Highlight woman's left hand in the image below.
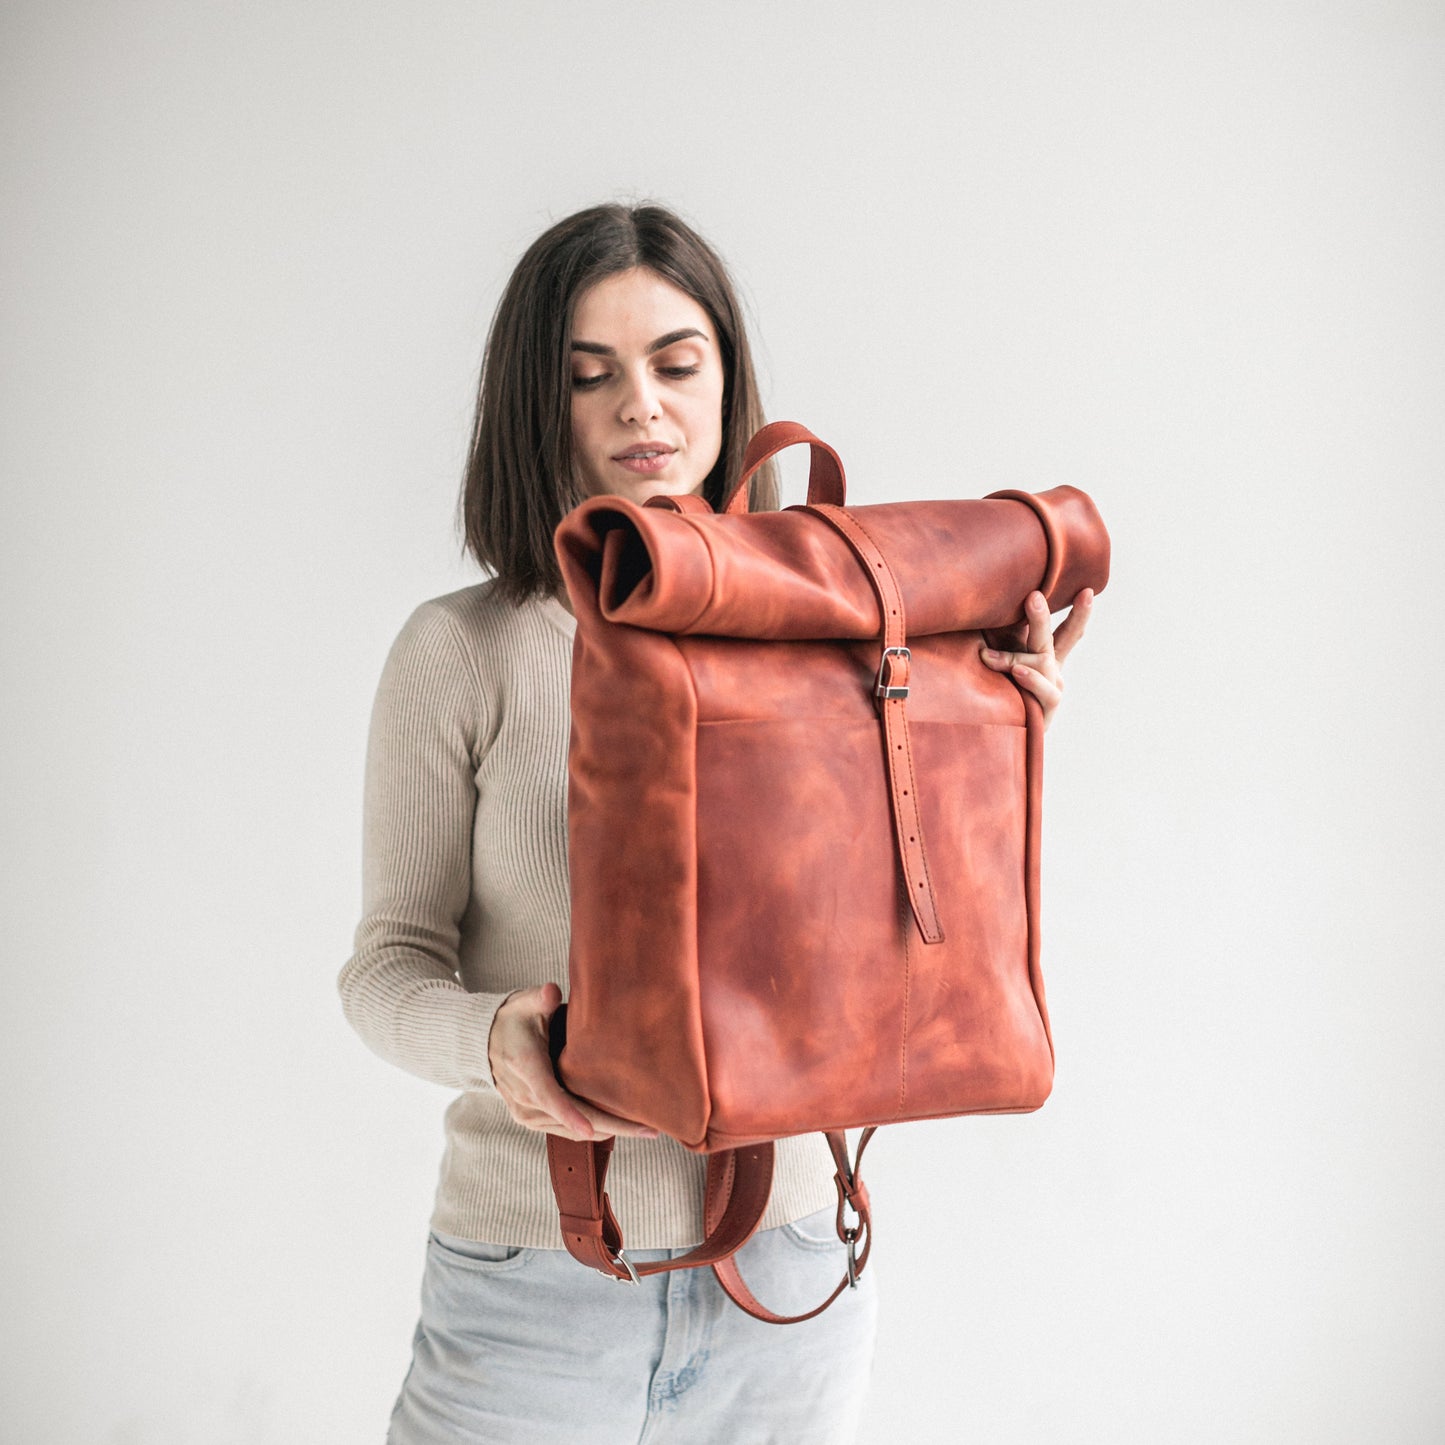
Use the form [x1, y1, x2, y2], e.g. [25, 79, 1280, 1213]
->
[978, 588, 1094, 732]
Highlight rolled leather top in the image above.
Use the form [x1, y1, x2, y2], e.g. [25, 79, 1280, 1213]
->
[553, 486, 1110, 640]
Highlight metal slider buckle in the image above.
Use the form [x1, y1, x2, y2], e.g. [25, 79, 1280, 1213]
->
[873, 645, 911, 701]
[838, 1189, 864, 1289]
[601, 1248, 640, 1285]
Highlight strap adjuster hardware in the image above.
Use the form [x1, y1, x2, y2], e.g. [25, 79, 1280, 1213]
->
[600, 1248, 640, 1285]
[873, 645, 911, 700]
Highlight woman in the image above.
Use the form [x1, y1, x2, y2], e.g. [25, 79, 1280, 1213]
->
[339, 201, 1092, 1443]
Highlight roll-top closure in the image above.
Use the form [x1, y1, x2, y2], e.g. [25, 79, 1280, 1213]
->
[554, 488, 1109, 640]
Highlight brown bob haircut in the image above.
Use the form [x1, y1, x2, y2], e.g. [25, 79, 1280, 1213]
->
[458, 202, 779, 606]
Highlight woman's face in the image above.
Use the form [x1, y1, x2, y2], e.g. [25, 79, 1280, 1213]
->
[569, 267, 726, 504]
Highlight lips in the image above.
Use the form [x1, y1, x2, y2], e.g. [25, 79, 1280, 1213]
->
[612, 443, 677, 460]
[611, 442, 678, 477]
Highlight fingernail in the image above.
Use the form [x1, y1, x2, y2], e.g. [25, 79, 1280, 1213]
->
[982, 647, 999, 658]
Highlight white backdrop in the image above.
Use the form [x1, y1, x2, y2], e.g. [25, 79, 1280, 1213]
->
[3, 3, 1442, 1441]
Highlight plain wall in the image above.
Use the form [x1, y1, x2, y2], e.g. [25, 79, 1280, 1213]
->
[2, 2, 1442, 1440]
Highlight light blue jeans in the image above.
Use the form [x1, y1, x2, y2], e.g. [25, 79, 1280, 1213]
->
[387, 1205, 879, 1443]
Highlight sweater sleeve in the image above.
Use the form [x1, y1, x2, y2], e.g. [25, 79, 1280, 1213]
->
[337, 599, 510, 1093]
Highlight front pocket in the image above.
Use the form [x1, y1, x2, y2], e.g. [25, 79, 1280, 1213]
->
[427, 1230, 534, 1274]
[779, 1206, 843, 1253]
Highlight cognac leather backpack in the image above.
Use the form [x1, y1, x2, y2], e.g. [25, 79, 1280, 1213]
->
[546, 421, 1111, 1322]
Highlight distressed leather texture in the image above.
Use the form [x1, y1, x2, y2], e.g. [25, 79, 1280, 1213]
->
[545, 421, 1111, 1316]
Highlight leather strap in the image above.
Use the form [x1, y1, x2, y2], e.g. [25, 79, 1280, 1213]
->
[546, 1131, 875, 1323]
[804, 503, 945, 945]
[645, 462, 943, 945]
[709, 1128, 876, 1324]
[643, 492, 715, 516]
[548, 1136, 775, 1282]
[723, 420, 847, 515]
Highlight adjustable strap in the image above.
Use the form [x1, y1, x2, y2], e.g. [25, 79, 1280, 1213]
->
[709, 1128, 876, 1324]
[547, 1136, 775, 1282]
[546, 1130, 877, 1324]
[546, 1135, 630, 1277]
[804, 503, 945, 945]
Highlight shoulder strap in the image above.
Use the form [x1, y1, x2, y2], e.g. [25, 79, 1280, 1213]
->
[709, 1128, 875, 1324]
[546, 1136, 775, 1283]
[546, 1129, 875, 1323]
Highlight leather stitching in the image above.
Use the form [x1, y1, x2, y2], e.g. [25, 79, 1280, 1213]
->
[891, 695, 941, 934]
[899, 850, 911, 1116]
[844, 507, 943, 940]
[817, 502, 943, 942]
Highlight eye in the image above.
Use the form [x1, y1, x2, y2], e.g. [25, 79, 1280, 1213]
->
[571, 373, 608, 391]
[659, 365, 701, 379]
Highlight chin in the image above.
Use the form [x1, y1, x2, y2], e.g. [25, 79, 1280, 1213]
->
[626, 478, 704, 503]
[582, 468, 707, 504]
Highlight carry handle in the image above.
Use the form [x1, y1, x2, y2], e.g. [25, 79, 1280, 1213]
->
[723, 421, 847, 514]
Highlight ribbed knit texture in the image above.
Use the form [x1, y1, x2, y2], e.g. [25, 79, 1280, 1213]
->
[339, 580, 838, 1248]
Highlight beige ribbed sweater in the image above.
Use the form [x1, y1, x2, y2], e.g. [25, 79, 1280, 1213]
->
[338, 580, 838, 1248]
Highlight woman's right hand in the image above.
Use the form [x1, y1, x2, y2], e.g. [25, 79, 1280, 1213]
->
[487, 982, 660, 1143]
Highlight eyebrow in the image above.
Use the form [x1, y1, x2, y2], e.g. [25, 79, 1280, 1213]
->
[570, 327, 708, 357]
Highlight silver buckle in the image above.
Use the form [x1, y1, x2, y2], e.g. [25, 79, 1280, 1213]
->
[873, 645, 911, 700]
[839, 1190, 864, 1289]
[602, 1249, 640, 1285]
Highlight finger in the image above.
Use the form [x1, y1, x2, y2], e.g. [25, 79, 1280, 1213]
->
[533, 1114, 601, 1142]
[576, 1102, 661, 1139]
[980, 643, 1043, 670]
[984, 592, 1048, 656]
[1050, 588, 1094, 666]
[544, 1126, 597, 1142]
[528, 1071, 599, 1139]
[519, 981, 582, 1115]
[1023, 591, 1054, 654]
[1010, 661, 1062, 713]
[496, 985, 648, 1140]
[491, 989, 589, 1134]
[514, 1090, 657, 1142]
[514, 1048, 660, 1140]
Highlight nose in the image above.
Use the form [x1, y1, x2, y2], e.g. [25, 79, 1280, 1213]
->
[618, 366, 662, 426]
